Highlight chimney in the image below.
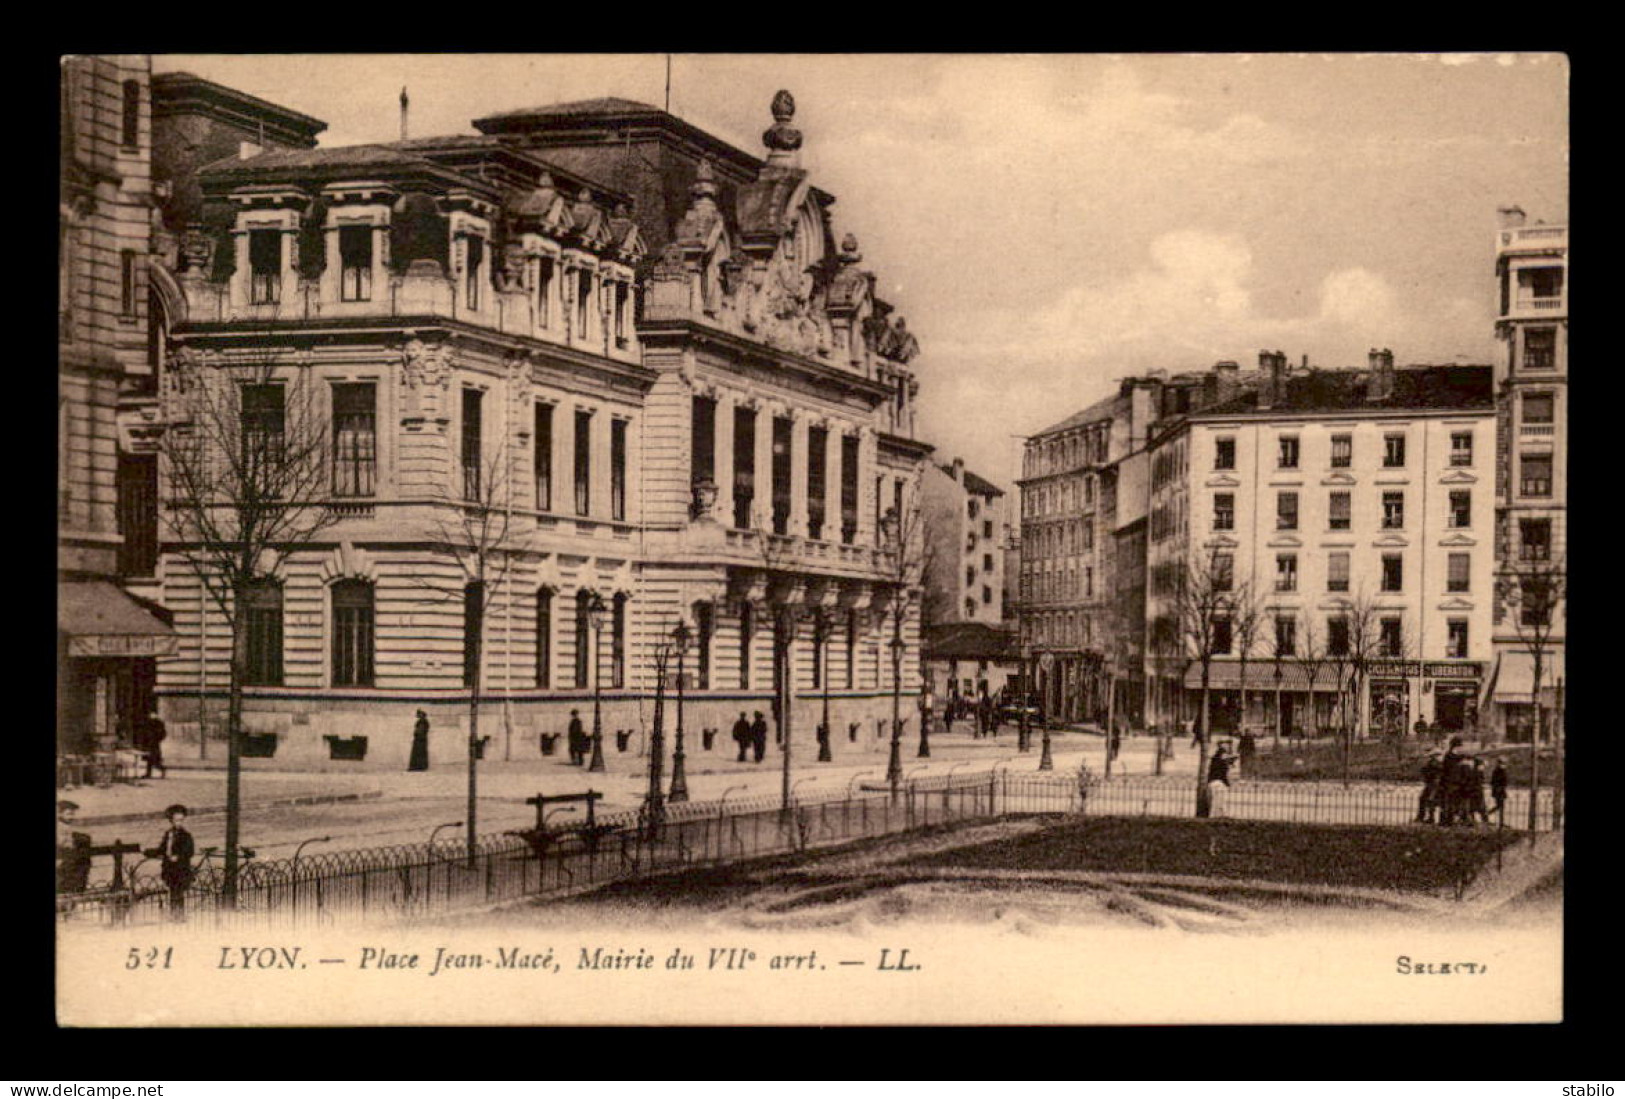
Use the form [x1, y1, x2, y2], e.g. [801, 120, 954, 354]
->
[1367, 347, 1395, 402]
[1212, 360, 1239, 405]
[400, 86, 410, 143]
[952, 457, 965, 484]
[1258, 349, 1286, 410]
[1497, 205, 1527, 229]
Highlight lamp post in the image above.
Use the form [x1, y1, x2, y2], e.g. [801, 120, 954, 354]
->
[670, 620, 691, 803]
[587, 592, 607, 773]
[917, 678, 932, 759]
[880, 508, 904, 800]
[1019, 644, 1033, 753]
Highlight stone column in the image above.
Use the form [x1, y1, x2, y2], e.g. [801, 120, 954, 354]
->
[715, 390, 736, 527]
[790, 410, 810, 538]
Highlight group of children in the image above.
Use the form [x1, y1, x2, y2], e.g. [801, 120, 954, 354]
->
[1418, 737, 1509, 826]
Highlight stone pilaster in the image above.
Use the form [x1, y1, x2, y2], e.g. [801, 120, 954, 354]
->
[715, 390, 736, 527]
[789, 409, 810, 538]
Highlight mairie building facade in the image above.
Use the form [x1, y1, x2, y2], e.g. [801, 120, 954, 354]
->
[124, 79, 927, 768]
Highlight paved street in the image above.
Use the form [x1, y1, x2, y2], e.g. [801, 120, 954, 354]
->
[66, 726, 1206, 866]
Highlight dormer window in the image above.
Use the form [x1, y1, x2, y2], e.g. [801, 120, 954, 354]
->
[249, 229, 281, 304]
[339, 226, 373, 302]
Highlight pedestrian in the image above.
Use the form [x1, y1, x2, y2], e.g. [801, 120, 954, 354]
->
[1490, 758, 1509, 824]
[1439, 737, 1469, 826]
[1109, 721, 1122, 763]
[56, 800, 91, 895]
[732, 712, 752, 763]
[1417, 749, 1443, 824]
[1469, 758, 1491, 825]
[1239, 731, 1257, 775]
[567, 709, 586, 765]
[1188, 718, 1202, 750]
[1413, 717, 1428, 742]
[136, 710, 168, 779]
[408, 710, 430, 772]
[750, 711, 768, 764]
[1206, 742, 1235, 818]
[943, 705, 955, 737]
[147, 804, 195, 920]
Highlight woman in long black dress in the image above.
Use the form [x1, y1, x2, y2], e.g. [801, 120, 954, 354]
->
[408, 710, 430, 772]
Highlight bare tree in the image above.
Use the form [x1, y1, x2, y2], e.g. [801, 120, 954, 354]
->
[1284, 613, 1326, 750]
[160, 343, 340, 901]
[1323, 590, 1382, 784]
[1169, 547, 1255, 815]
[1231, 582, 1267, 748]
[1495, 550, 1567, 832]
[877, 495, 929, 797]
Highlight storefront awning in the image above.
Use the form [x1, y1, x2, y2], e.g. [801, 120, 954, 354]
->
[1182, 661, 1327, 691]
[1490, 650, 1564, 703]
[58, 581, 176, 657]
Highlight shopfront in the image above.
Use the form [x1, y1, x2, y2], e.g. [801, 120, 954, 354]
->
[58, 581, 176, 759]
[1426, 662, 1483, 733]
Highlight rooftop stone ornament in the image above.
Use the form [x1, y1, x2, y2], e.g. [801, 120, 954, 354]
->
[763, 90, 803, 162]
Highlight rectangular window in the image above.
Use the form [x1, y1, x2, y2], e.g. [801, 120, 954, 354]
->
[574, 591, 592, 689]
[1278, 436, 1299, 469]
[121, 79, 140, 149]
[339, 226, 373, 301]
[1519, 518, 1552, 562]
[576, 270, 592, 337]
[1450, 431, 1474, 467]
[1329, 491, 1351, 531]
[115, 454, 158, 577]
[1381, 553, 1403, 592]
[535, 589, 552, 688]
[1213, 553, 1234, 592]
[534, 403, 553, 511]
[1447, 619, 1468, 660]
[611, 419, 627, 521]
[807, 424, 827, 540]
[841, 435, 860, 544]
[968, 497, 979, 520]
[1382, 491, 1404, 529]
[1276, 491, 1298, 531]
[983, 519, 993, 539]
[461, 389, 483, 502]
[611, 595, 626, 689]
[1523, 327, 1557, 371]
[574, 410, 593, 515]
[1211, 617, 1232, 655]
[249, 229, 281, 304]
[734, 407, 756, 529]
[772, 417, 793, 535]
[1275, 553, 1298, 592]
[534, 256, 554, 327]
[120, 250, 138, 318]
[983, 553, 994, 572]
[463, 582, 485, 688]
[240, 384, 286, 476]
[1331, 434, 1352, 468]
[331, 383, 377, 497]
[1520, 577, 1553, 627]
[695, 603, 713, 691]
[464, 235, 483, 310]
[1214, 438, 1236, 470]
[1449, 490, 1471, 529]
[1447, 552, 1470, 593]
[331, 581, 374, 688]
[1520, 453, 1553, 497]
[243, 581, 284, 687]
[1327, 616, 1350, 657]
[1275, 616, 1297, 658]
[982, 585, 992, 604]
[1522, 392, 1555, 425]
[1213, 493, 1234, 531]
[1383, 433, 1406, 468]
[691, 396, 716, 494]
[1380, 617, 1403, 657]
[845, 609, 857, 689]
[1328, 552, 1350, 592]
[739, 603, 754, 689]
[614, 282, 629, 347]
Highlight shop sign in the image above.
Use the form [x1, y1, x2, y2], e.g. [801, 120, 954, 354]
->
[68, 634, 178, 657]
[1425, 662, 1482, 679]
[1367, 659, 1422, 677]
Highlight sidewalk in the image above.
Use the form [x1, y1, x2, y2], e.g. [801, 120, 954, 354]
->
[60, 771, 386, 827]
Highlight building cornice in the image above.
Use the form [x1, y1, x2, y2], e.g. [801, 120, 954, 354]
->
[638, 318, 897, 403]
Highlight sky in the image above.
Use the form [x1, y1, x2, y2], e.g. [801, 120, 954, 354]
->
[154, 53, 1569, 491]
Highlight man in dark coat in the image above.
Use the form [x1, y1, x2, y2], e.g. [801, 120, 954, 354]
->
[1417, 749, 1443, 823]
[1469, 757, 1491, 824]
[750, 711, 769, 763]
[408, 710, 431, 772]
[57, 800, 92, 894]
[567, 710, 586, 765]
[136, 711, 167, 779]
[732, 712, 752, 763]
[147, 804, 195, 920]
[1490, 758, 1509, 824]
[1438, 737, 1469, 825]
[1206, 742, 1236, 817]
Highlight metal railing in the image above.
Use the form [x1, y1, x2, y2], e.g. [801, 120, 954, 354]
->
[56, 771, 1556, 930]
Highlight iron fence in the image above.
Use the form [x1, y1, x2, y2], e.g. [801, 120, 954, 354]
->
[55, 771, 1557, 930]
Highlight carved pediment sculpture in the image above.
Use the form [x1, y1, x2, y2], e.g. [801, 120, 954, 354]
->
[401, 337, 453, 423]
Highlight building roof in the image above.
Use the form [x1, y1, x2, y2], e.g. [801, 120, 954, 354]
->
[961, 469, 1004, 498]
[1197, 364, 1494, 418]
[476, 96, 663, 121]
[1033, 388, 1123, 439]
[923, 622, 1020, 661]
[152, 72, 328, 147]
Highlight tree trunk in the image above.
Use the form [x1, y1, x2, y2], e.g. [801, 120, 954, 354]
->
[467, 627, 481, 868]
[223, 601, 248, 905]
[1528, 648, 1543, 835]
[1196, 661, 1212, 817]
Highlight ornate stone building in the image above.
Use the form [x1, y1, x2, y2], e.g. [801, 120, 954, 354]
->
[141, 85, 929, 766]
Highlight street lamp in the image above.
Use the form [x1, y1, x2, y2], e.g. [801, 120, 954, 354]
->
[670, 620, 692, 803]
[880, 508, 904, 799]
[1019, 644, 1033, 753]
[587, 592, 607, 773]
[815, 610, 833, 762]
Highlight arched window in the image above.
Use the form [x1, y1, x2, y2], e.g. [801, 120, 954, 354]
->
[331, 580, 374, 687]
[243, 580, 284, 686]
[535, 588, 553, 688]
[121, 79, 140, 150]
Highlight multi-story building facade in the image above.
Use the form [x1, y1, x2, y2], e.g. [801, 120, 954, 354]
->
[1145, 351, 1496, 739]
[58, 56, 179, 759]
[922, 457, 1005, 626]
[1487, 209, 1567, 742]
[143, 86, 928, 766]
